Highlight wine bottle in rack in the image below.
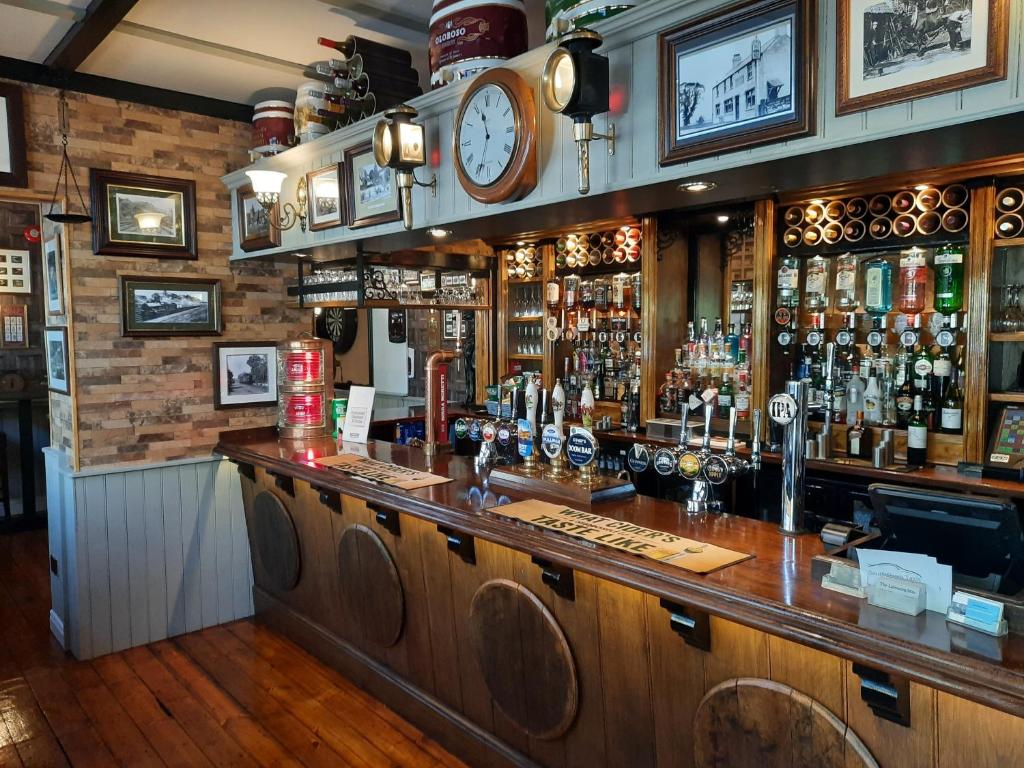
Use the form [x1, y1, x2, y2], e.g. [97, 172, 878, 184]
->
[318, 35, 413, 70]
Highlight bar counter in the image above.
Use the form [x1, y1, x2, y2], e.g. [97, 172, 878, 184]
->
[217, 427, 1024, 767]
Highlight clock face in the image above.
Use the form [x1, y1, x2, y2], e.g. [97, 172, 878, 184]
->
[457, 83, 518, 188]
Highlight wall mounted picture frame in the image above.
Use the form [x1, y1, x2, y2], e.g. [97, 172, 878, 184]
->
[90, 169, 198, 259]
[236, 186, 281, 252]
[0, 249, 31, 294]
[43, 237, 65, 316]
[213, 341, 279, 409]
[343, 141, 402, 229]
[44, 327, 69, 394]
[119, 275, 222, 337]
[0, 83, 27, 188]
[306, 163, 345, 231]
[659, 0, 816, 166]
[836, 0, 1009, 115]
[1, 305, 28, 349]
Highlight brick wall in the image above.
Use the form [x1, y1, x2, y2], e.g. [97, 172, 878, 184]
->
[2, 80, 308, 469]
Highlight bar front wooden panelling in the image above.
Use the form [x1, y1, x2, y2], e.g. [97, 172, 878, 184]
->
[223, 0, 1024, 260]
[236, 466, 1024, 768]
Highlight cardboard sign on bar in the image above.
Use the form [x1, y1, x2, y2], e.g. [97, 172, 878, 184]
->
[316, 453, 452, 489]
[489, 499, 752, 574]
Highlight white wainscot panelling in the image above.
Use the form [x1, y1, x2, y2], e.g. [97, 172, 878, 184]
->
[44, 448, 253, 659]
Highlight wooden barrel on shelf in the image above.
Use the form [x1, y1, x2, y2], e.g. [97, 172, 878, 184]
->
[429, 0, 528, 88]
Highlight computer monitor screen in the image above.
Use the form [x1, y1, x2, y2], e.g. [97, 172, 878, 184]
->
[868, 483, 1024, 596]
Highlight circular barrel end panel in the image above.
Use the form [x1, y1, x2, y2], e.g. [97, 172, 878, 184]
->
[252, 490, 301, 592]
[337, 525, 405, 648]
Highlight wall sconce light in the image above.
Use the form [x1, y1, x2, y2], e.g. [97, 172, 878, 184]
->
[373, 104, 437, 230]
[134, 210, 166, 233]
[244, 169, 308, 232]
[542, 29, 615, 195]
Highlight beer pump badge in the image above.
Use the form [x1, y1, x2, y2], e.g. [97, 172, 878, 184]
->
[653, 447, 677, 476]
[482, 421, 497, 443]
[565, 429, 597, 467]
[468, 419, 482, 442]
[517, 418, 534, 457]
[541, 424, 563, 459]
[768, 393, 798, 426]
[454, 418, 469, 439]
[497, 422, 512, 446]
[627, 443, 650, 473]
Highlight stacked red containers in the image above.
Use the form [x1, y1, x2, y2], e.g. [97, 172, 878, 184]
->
[277, 336, 332, 439]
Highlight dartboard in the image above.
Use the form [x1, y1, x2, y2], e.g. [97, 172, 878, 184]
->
[315, 308, 358, 354]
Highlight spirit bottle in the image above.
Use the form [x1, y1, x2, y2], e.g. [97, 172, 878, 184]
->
[907, 395, 928, 467]
[940, 368, 964, 435]
[835, 253, 859, 310]
[846, 412, 872, 460]
[804, 255, 829, 310]
[725, 323, 739, 362]
[863, 369, 882, 425]
[718, 374, 734, 418]
[933, 245, 965, 315]
[777, 255, 800, 308]
[896, 358, 915, 428]
[932, 343, 953, 403]
[898, 248, 928, 314]
[545, 279, 560, 309]
[846, 361, 868, 424]
[864, 257, 893, 315]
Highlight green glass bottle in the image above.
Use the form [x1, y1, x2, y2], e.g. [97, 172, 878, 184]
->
[933, 245, 965, 314]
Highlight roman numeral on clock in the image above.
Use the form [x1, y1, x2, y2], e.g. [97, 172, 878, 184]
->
[503, 143, 512, 154]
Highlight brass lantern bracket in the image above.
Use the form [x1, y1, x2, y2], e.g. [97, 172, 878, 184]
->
[594, 123, 616, 155]
[412, 170, 438, 197]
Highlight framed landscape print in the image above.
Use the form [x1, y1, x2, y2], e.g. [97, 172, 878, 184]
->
[837, 0, 1009, 115]
[0, 249, 31, 294]
[0, 83, 27, 188]
[213, 342, 279, 409]
[343, 141, 401, 229]
[43, 237, 65, 315]
[44, 327, 69, 394]
[90, 170, 198, 259]
[659, 0, 816, 166]
[119, 275, 222, 337]
[306, 163, 345, 231]
[237, 186, 281, 252]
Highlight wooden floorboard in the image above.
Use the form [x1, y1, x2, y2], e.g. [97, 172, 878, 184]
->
[0, 529, 465, 768]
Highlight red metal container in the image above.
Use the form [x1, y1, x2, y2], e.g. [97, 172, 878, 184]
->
[429, 0, 528, 88]
[252, 100, 295, 153]
[277, 336, 332, 439]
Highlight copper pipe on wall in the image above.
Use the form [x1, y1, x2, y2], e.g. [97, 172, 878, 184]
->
[422, 321, 464, 457]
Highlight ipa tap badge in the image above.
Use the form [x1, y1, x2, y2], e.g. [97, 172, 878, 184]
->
[768, 393, 798, 426]
[541, 423, 563, 459]
[517, 418, 534, 457]
[565, 428, 597, 468]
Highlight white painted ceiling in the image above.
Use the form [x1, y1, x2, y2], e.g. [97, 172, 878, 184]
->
[0, 0, 548, 105]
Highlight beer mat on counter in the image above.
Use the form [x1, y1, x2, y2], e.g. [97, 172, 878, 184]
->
[488, 500, 752, 574]
[315, 453, 452, 489]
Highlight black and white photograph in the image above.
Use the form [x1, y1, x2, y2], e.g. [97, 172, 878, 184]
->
[119, 275, 222, 336]
[659, 0, 815, 165]
[837, 0, 1008, 114]
[43, 236, 65, 315]
[0, 249, 31, 294]
[213, 342, 278, 408]
[306, 163, 344, 231]
[237, 186, 281, 251]
[344, 141, 402, 229]
[44, 327, 69, 394]
[91, 169, 198, 258]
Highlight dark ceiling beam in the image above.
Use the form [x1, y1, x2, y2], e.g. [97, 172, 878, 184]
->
[43, 0, 139, 72]
[0, 56, 252, 122]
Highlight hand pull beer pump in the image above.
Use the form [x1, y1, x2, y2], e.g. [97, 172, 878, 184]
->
[422, 312, 464, 457]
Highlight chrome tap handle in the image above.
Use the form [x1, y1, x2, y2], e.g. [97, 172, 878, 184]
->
[725, 406, 738, 456]
[702, 404, 713, 452]
[678, 401, 690, 448]
[751, 408, 762, 471]
[824, 342, 836, 384]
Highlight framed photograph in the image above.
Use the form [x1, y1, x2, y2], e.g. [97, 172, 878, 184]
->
[0, 83, 27, 188]
[44, 327, 69, 394]
[213, 342, 279, 409]
[43, 237, 65, 316]
[0, 249, 31, 294]
[306, 163, 345, 231]
[837, 0, 1009, 115]
[343, 141, 401, 229]
[1, 305, 28, 349]
[237, 186, 281, 252]
[119, 275, 222, 337]
[90, 170, 198, 259]
[659, 0, 816, 166]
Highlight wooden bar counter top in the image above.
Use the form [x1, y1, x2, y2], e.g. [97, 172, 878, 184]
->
[217, 427, 1024, 767]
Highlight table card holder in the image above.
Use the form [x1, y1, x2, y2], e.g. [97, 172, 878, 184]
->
[867, 576, 927, 616]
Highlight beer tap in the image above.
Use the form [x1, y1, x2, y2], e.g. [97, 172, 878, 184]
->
[817, 342, 837, 460]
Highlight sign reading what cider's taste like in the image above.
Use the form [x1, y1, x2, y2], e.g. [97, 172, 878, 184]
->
[489, 499, 752, 574]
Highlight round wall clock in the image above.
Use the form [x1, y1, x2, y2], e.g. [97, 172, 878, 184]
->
[453, 68, 537, 204]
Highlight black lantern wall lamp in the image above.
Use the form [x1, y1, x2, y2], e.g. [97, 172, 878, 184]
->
[373, 105, 437, 230]
[542, 29, 615, 195]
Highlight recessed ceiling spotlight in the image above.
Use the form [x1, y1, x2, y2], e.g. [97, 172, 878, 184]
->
[809, 198, 826, 205]
[716, 214, 730, 224]
[679, 180, 716, 193]
[914, 184, 929, 191]
[516, 240, 527, 246]
[427, 227, 451, 238]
